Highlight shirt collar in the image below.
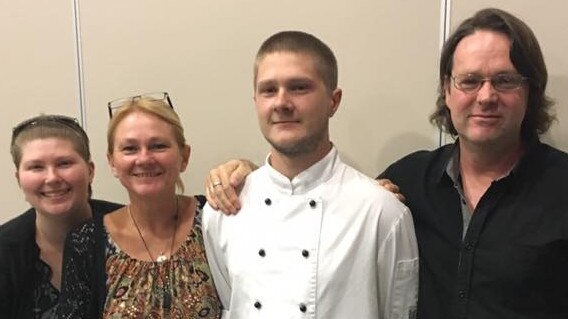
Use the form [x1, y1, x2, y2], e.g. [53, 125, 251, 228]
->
[435, 141, 459, 183]
[445, 147, 461, 185]
[263, 146, 338, 195]
[441, 137, 541, 184]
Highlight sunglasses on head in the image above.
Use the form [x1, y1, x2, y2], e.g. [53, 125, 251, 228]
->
[11, 115, 88, 145]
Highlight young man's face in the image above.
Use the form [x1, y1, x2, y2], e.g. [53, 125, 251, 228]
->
[445, 30, 529, 148]
[254, 51, 341, 158]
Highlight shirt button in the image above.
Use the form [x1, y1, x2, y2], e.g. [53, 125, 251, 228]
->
[464, 242, 473, 250]
[458, 290, 466, 299]
[258, 249, 266, 257]
[309, 200, 316, 208]
[302, 249, 309, 258]
[264, 198, 272, 206]
[254, 301, 262, 309]
[299, 303, 307, 312]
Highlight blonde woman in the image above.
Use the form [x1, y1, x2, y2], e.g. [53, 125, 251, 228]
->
[57, 94, 221, 318]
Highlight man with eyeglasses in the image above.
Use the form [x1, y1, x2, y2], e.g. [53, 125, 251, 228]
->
[205, 8, 568, 319]
[377, 8, 568, 319]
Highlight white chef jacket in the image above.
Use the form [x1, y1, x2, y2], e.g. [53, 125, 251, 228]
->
[203, 147, 418, 319]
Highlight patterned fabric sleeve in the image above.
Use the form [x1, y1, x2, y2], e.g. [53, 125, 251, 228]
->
[56, 221, 97, 319]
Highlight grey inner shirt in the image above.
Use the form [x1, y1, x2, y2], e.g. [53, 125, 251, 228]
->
[445, 150, 472, 240]
[445, 148, 517, 239]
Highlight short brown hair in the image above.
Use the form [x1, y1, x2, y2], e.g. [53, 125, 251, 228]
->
[11, 114, 93, 196]
[254, 31, 338, 93]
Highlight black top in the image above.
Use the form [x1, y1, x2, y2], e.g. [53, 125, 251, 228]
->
[0, 199, 122, 319]
[380, 140, 568, 319]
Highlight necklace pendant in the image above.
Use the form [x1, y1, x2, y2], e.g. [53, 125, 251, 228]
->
[156, 254, 168, 262]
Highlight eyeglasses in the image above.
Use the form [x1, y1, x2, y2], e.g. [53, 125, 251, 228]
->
[12, 115, 88, 145]
[107, 92, 173, 118]
[451, 73, 528, 93]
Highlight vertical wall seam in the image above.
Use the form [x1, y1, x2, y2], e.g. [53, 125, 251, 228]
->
[438, 0, 452, 146]
[72, 0, 87, 129]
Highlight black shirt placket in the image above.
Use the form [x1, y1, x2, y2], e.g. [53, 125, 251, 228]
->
[453, 177, 511, 319]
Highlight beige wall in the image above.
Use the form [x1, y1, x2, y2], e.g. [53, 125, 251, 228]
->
[1, 0, 80, 220]
[1, 0, 566, 223]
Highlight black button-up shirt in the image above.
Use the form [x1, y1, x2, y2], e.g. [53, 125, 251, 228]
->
[380, 140, 568, 319]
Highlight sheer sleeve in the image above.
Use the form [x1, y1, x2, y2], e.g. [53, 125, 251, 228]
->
[56, 221, 98, 319]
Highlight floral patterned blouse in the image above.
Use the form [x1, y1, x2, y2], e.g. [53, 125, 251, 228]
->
[103, 212, 221, 318]
[56, 200, 221, 319]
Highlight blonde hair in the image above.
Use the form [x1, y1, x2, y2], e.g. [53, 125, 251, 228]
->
[107, 97, 188, 193]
